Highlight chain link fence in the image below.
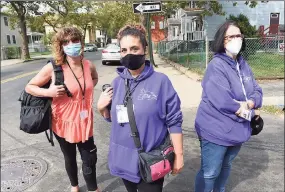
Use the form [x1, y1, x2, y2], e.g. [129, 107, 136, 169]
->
[158, 36, 284, 79]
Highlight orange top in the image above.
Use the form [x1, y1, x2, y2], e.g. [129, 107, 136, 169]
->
[52, 59, 94, 143]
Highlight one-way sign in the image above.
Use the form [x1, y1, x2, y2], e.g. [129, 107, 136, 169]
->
[133, 2, 162, 14]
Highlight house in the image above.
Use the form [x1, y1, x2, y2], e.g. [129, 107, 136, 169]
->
[166, 1, 284, 41]
[1, 13, 22, 60]
[26, 29, 46, 53]
[95, 29, 106, 48]
[204, 1, 284, 40]
[151, 15, 167, 42]
[166, 2, 205, 42]
[44, 23, 105, 46]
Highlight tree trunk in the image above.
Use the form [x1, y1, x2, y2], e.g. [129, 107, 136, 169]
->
[19, 15, 30, 60]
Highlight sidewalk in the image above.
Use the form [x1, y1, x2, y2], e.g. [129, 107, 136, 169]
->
[1, 54, 52, 67]
[153, 53, 202, 108]
[154, 53, 284, 107]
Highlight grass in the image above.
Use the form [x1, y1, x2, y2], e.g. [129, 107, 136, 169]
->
[30, 51, 52, 57]
[168, 53, 206, 75]
[261, 105, 284, 116]
[246, 53, 284, 78]
[166, 52, 284, 79]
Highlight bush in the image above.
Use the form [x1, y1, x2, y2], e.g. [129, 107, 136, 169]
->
[6, 47, 21, 59]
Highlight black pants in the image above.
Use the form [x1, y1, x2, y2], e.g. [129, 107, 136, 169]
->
[122, 178, 164, 192]
[54, 133, 98, 191]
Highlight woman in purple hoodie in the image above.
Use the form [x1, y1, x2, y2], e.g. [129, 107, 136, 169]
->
[97, 24, 184, 192]
[194, 21, 263, 192]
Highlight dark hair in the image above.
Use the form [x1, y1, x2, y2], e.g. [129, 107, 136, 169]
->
[117, 24, 148, 50]
[212, 20, 246, 53]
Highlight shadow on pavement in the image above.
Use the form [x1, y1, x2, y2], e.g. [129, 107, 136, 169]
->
[163, 137, 269, 192]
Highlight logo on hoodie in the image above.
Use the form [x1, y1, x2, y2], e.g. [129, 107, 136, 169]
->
[138, 89, 157, 101]
[242, 74, 252, 82]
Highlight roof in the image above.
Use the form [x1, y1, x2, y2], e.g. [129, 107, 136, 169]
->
[182, 7, 204, 16]
[167, 18, 181, 25]
[27, 32, 44, 36]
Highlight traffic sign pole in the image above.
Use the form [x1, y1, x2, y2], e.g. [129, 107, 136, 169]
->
[146, 13, 157, 67]
[133, 2, 162, 67]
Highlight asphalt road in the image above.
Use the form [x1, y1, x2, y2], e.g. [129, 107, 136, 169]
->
[1, 51, 284, 192]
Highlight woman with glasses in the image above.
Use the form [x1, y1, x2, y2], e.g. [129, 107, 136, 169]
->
[25, 27, 100, 192]
[194, 21, 263, 192]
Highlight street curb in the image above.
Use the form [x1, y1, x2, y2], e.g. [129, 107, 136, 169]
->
[157, 55, 203, 82]
[1, 57, 51, 67]
[23, 57, 49, 62]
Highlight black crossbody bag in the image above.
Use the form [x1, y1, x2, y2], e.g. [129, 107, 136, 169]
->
[124, 79, 175, 183]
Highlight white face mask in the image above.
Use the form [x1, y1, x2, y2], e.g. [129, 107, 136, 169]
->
[225, 38, 243, 55]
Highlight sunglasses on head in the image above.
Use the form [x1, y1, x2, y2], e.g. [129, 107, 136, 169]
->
[224, 34, 244, 40]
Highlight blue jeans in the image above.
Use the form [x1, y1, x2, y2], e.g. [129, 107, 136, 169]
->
[195, 139, 241, 192]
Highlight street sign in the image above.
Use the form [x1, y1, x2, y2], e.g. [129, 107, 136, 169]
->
[133, 2, 162, 14]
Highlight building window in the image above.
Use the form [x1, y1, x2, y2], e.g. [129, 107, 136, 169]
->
[12, 35, 16, 44]
[4, 17, 8, 26]
[151, 22, 155, 29]
[186, 22, 190, 31]
[7, 35, 11, 44]
[159, 21, 164, 29]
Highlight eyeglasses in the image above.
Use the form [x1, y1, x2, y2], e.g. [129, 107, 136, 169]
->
[224, 34, 244, 40]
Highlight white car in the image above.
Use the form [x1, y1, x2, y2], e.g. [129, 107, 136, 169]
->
[101, 44, 121, 65]
[84, 44, 98, 52]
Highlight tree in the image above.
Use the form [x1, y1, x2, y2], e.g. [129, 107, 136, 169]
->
[1, 1, 40, 60]
[227, 14, 259, 38]
[95, 2, 140, 44]
[68, 1, 98, 42]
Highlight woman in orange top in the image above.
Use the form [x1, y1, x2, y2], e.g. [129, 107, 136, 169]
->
[25, 27, 100, 192]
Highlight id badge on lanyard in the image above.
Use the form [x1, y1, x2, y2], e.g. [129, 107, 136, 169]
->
[116, 105, 129, 123]
[80, 99, 88, 120]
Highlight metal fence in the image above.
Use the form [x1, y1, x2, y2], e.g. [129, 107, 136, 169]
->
[157, 36, 284, 78]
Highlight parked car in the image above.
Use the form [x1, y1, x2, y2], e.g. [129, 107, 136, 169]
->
[84, 44, 98, 52]
[101, 43, 121, 65]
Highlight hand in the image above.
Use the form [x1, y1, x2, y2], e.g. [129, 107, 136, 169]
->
[47, 84, 66, 97]
[171, 153, 184, 175]
[254, 109, 260, 116]
[97, 87, 113, 110]
[247, 100, 255, 109]
[234, 100, 248, 115]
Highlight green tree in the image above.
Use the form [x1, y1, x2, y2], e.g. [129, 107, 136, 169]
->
[227, 14, 259, 37]
[1, 1, 40, 60]
[68, 1, 98, 42]
[95, 2, 140, 45]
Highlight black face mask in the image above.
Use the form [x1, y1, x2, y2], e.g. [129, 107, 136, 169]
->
[120, 54, 145, 70]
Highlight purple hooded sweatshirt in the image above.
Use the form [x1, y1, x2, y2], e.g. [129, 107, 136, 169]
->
[107, 60, 183, 183]
[195, 53, 263, 146]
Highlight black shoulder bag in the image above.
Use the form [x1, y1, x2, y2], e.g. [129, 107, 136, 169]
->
[18, 60, 72, 146]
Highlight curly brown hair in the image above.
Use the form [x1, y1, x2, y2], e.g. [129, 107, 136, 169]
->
[51, 27, 84, 65]
[117, 24, 148, 50]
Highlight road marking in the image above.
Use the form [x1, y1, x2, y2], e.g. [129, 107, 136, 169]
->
[1, 70, 40, 84]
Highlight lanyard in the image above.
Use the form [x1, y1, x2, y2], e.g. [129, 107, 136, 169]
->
[124, 79, 140, 106]
[236, 62, 248, 101]
[67, 61, 86, 100]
